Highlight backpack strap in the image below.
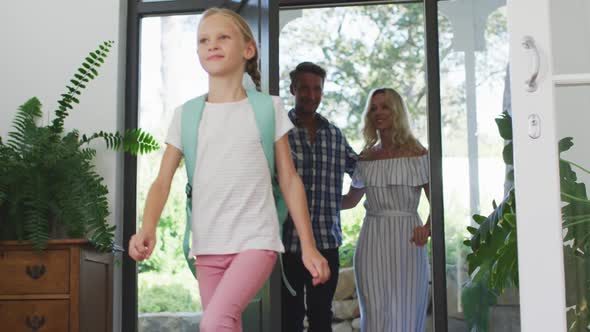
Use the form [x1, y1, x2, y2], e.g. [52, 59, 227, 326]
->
[180, 95, 206, 277]
[245, 90, 288, 224]
[246, 89, 294, 295]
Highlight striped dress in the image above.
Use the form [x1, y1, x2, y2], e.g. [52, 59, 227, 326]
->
[352, 155, 430, 332]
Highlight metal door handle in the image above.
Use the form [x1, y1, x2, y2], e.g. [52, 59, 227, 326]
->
[522, 36, 540, 92]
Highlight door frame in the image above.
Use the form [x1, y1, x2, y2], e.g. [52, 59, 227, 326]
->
[508, 0, 568, 330]
[423, 1, 448, 330]
[123, 1, 446, 331]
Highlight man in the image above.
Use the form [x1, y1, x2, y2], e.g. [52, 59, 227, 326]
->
[282, 62, 358, 332]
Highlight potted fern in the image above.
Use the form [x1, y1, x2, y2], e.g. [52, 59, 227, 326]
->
[0, 41, 158, 332]
[0, 41, 159, 252]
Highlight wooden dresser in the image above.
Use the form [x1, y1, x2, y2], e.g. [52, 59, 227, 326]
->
[0, 240, 113, 332]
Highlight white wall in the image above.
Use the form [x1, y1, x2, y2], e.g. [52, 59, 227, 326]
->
[0, 1, 127, 330]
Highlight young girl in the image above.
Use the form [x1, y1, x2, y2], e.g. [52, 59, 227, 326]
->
[342, 88, 431, 331]
[128, 8, 330, 332]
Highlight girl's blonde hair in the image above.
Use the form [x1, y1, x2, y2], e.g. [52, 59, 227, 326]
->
[361, 88, 423, 157]
[200, 8, 261, 91]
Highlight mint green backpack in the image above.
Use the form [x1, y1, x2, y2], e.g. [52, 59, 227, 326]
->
[180, 89, 294, 294]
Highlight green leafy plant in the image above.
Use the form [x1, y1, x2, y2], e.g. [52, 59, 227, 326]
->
[461, 273, 498, 331]
[0, 41, 159, 252]
[463, 111, 590, 331]
[464, 111, 518, 293]
[559, 137, 590, 332]
[460, 111, 516, 331]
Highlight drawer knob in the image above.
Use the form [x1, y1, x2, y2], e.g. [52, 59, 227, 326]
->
[25, 315, 46, 331]
[25, 264, 46, 279]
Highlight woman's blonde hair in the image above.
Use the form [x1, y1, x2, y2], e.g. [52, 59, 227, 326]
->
[200, 8, 261, 91]
[361, 88, 423, 157]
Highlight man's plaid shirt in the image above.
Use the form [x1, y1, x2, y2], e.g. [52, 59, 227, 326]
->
[282, 109, 358, 252]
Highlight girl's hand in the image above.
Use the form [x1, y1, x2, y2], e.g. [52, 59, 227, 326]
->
[302, 248, 331, 286]
[411, 224, 431, 247]
[128, 229, 157, 261]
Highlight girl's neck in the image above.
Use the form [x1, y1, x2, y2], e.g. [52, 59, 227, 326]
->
[207, 73, 247, 103]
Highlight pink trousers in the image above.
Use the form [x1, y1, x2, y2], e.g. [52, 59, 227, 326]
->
[195, 249, 277, 332]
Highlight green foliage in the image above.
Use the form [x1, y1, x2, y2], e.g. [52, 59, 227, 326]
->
[464, 111, 590, 331]
[494, 112, 512, 141]
[462, 111, 516, 331]
[465, 192, 518, 291]
[564, 245, 590, 331]
[138, 255, 163, 274]
[339, 242, 355, 268]
[558, 138, 590, 331]
[80, 129, 159, 156]
[461, 275, 498, 331]
[51, 42, 112, 135]
[340, 204, 364, 267]
[560, 138, 590, 253]
[0, 41, 159, 251]
[137, 216, 184, 274]
[280, 5, 507, 146]
[464, 111, 518, 294]
[138, 283, 201, 313]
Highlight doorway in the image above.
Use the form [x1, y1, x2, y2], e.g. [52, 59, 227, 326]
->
[123, 1, 519, 331]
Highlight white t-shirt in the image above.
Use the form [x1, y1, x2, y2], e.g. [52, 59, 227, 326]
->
[166, 96, 292, 256]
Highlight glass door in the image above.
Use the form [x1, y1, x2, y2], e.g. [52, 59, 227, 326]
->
[123, 2, 280, 331]
[434, 0, 521, 331]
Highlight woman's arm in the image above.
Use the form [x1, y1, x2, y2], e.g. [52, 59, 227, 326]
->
[129, 144, 182, 261]
[275, 135, 330, 285]
[411, 183, 431, 246]
[342, 186, 365, 210]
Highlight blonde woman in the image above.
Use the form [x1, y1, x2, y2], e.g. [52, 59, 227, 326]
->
[342, 88, 431, 331]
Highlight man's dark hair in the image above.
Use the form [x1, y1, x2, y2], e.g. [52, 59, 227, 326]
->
[289, 62, 326, 87]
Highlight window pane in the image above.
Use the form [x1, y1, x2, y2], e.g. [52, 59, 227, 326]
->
[552, 3, 590, 328]
[438, 2, 521, 331]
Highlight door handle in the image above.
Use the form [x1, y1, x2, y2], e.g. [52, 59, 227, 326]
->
[522, 36, 540, 92]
